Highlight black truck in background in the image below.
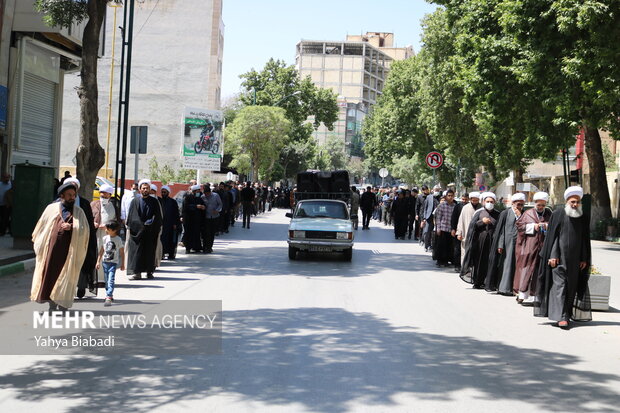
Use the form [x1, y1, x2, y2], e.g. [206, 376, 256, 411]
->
[293, 170, 351, 205]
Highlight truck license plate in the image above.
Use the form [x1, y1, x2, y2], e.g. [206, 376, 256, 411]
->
[308, 246, 331, 252]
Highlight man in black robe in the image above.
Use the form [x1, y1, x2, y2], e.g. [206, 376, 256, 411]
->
[407, 188, 418, 239]
[126, 179, 163, 280]
[159, 185, 180, 260]
[391, 190, 409, 239]
[485, 192, 525, 295]
[415, 186, 429, 242]
[216, 182, 232, 234]
[240, 182, 255, 229]
[360, 186, 376, 230]
[460, 192, 500, 288]
[534, 186, 591, 329]
[450, 193, 469, 272]
[182, 184, 206, 253]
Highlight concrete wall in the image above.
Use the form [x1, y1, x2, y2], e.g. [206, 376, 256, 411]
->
[60, 0, 224, 180]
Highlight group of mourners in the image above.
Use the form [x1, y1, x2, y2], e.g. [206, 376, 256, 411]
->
[353, 183, 592, 329]
[29, 177, 272, 312]
[28, 174, 594, 328]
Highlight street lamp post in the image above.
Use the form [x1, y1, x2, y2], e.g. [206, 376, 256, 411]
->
[275, 90, 301, 106]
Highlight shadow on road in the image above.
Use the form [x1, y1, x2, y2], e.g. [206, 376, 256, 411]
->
[0, 307, 618, 412]
[174, 247, 445, 279]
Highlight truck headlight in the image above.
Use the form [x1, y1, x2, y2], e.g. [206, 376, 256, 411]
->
[290, 230, 305, 238]
[337, 232, 352, 240]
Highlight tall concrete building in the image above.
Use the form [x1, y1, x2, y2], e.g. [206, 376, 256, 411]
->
[60, 0, 224, 179]
[295, 32, 412, 155]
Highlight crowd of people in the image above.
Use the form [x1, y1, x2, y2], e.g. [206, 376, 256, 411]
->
[350, 184, 592, 329]
[28, 174, 593, 328]
[29, 177, 292, 311]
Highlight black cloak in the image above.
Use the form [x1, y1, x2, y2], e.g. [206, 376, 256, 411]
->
[533, 207, 591, 322]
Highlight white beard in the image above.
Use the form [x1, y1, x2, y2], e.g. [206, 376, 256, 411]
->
[565, 204, 583, 218]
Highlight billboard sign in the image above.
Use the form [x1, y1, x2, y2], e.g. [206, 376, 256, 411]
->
[182, 107, 224, 171]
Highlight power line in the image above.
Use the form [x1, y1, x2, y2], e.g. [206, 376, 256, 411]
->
[135, 0, 161, 38]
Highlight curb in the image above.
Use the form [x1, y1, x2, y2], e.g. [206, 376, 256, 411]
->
[0, 258, 36, 277]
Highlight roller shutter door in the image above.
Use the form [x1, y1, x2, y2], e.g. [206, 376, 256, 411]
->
[13, 72, 57, 166]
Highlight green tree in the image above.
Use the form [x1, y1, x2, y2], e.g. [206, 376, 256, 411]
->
[147, 157, 196, 184]
[238, 59, 339, 178]
[226, 106, 291, 181]
[390, 155, 434, 188]
[435, 0, 620, 222]
[279, 137, 318, 180]
[35, 0, 109, 200]
[499, 0, 620, 222]
[315, 135, 347, 171]
[346, 157, 370, 183]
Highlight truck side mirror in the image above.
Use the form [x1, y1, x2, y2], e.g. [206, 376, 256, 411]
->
[285, 212, 293, 218]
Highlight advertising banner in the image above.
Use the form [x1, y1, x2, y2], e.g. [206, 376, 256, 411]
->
[182, 107, 224, 171]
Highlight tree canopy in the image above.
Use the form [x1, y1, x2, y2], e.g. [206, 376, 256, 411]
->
[364, 2, 619, 221]
[236, 59, 339, 180]
[225, 106, 291, 181]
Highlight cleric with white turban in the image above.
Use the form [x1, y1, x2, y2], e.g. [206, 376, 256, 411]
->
[564, 186, 583, 201]
[533, 191, 549, 202]
[513, 191, 552, 304]
[535, 186, 591, 328]
[58, 176, 97, 299]
[484, 190, 526, 294]
[481, 192, 497, 202]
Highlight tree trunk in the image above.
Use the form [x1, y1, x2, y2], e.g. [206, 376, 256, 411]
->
[583, 125, 612, 225]
[513, 166, 525, 186]
[75, 0, 107, 201]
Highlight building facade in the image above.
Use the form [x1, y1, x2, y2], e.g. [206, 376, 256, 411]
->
[60, 0, 224, 179]
[295, 32, 412, 153]
[0, 0, 86, 174]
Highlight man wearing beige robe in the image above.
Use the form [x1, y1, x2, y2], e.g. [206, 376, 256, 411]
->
[31, 183, 90, 311]
[456, 192, 482, 265]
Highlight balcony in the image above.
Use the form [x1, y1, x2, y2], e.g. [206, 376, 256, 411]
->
[12, 0, 87, 53]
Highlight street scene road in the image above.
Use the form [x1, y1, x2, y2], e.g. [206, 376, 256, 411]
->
[1, 210, 619, 413]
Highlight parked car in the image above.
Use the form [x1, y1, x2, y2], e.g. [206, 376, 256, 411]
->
[286, 199, 354, 261]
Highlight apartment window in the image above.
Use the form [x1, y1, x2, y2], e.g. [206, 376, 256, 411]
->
[302, 43, 324, 55]
[343, 44, 363, 56]
[325, 43, 342, 55]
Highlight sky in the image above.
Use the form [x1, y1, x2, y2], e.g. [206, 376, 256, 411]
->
[221, 0, 438, 100]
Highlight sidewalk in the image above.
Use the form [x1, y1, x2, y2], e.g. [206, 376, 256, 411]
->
[0, 236, 35, 276]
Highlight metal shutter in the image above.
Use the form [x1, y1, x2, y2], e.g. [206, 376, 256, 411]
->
[13, 72, 57, 166]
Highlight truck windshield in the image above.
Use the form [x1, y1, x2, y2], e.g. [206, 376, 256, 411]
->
[294, 202, 348, 219]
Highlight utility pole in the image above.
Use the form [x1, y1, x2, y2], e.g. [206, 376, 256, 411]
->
[113, 0, 136, 196]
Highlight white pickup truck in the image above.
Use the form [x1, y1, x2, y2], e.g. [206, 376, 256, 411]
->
[286, 199, 355, 261]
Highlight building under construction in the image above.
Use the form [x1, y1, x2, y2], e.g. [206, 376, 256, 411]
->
[296, 32, 413, 154]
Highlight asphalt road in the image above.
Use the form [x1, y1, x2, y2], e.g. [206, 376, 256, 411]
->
[0, 209, 619, 413]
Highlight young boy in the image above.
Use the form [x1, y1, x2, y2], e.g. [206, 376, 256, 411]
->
[96, 221, 125, 306]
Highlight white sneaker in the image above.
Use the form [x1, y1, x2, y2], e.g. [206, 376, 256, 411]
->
[522, 296, 536, 306]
